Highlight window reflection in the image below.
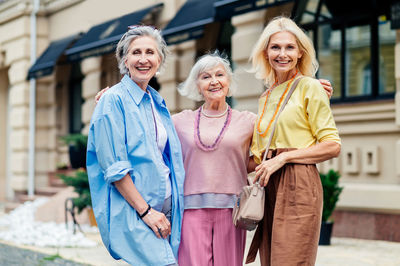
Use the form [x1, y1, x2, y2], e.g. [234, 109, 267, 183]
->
[345, 25, 371, 97]
[318, 25, 341, 98]
[379, 19, 395, 94]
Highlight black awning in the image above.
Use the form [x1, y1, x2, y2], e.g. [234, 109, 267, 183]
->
[214, 0, 294, 21]
[27, 34, 80, 80]
[65, 3, 163, 61]
[162, 0, 217, 45]
[324, 0, 393, 28]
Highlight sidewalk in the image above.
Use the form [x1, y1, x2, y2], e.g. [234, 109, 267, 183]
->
[0, 233, 128, 266]
[1, 200, 400, 266]
[1, 231, 400, 265]
[245, 232, 400, 266]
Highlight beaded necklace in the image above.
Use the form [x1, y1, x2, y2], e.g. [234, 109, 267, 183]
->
[201, 104, 229, 118]
[256, 69, 298, 138]
[194, 105, 232, 151]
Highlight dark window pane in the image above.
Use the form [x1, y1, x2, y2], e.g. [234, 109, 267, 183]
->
[69, 63, 83, 134]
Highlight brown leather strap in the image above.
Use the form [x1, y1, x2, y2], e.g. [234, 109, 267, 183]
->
[262, 77, 303, 162]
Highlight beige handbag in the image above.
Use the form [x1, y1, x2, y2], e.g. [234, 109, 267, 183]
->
[232, 181, 265, 231]
[232, 77, 303, 231]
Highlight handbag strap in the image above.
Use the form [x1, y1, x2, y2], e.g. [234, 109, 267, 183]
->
[262, 76, 303, 162]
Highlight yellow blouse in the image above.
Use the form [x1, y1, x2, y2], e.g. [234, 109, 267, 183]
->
[251, 76, 341, 164]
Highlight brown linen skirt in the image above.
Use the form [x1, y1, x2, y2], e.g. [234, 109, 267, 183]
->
[246, 148, 323, 266]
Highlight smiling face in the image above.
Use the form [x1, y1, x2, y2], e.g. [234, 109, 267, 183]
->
[196, 64, 230, 105]
[124, 36, 161, 90]
[266, 31, 303, 77]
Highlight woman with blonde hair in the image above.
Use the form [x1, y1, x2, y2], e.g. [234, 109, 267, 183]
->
[246, 16, 341, 266]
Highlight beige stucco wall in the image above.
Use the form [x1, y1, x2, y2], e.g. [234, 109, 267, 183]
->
[47, 0, 179, 41]
[231, 11, 266, 113]
[0, 1, 55, 191]
[0, 11, 32, 191]
[318, 102, 400, 214]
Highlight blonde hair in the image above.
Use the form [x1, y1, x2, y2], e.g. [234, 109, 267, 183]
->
[250, 16, 318, 87]
[178, 51, 237, 101]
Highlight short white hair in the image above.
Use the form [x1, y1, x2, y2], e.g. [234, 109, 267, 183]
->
[178, 51, 237, 101]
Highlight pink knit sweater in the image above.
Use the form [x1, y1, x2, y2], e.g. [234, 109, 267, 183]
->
[172, 108, 256, 196]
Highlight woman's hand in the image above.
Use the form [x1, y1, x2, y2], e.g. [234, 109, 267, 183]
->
[254, 153, 287, 187]
[113, 174, 171, 239]
[95, 87, 110, 104]
[142, 209, 171, 239]
[319, 79, 333, 99]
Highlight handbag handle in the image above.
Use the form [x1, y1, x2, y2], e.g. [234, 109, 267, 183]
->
[262, 76, 303, 162]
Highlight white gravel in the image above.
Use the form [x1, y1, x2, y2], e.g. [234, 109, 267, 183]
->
[0, 198, 97, 248]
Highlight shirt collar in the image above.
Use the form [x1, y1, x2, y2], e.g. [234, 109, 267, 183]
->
[121, 75, 166, 108]
[122, 75, 145, 105]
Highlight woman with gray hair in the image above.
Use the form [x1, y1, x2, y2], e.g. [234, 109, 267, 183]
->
[87, 25, 185, 266]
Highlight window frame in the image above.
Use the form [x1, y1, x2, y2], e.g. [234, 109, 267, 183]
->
[299, 1, 395, 104]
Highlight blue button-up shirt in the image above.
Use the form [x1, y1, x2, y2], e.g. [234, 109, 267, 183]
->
[87, 75, 185, 266]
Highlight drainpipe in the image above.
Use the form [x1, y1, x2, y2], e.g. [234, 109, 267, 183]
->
[28, 0, 40, 197]
[6, 86, 13, 200]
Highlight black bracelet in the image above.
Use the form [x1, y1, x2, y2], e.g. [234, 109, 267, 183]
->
[138, 204, 151, 219]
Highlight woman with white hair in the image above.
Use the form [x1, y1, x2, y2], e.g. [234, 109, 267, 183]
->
[87, 25, 184, 266]
[246, 17, 341, 266]
[172, 52, 256, 266]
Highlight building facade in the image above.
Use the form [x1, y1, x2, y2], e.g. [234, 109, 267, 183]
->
[0, 0, 399, 241]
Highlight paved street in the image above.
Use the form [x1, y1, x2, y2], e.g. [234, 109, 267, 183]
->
[1, 232, 400, 265]
[245, 232, 400, 266]
[0, 242, 87, 266]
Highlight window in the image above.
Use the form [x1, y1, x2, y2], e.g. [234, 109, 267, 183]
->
[300, 0, 396, 103]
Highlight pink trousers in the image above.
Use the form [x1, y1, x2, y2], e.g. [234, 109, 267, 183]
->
[178, 208, 246, 266]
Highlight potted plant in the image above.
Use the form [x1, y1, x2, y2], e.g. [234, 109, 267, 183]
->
[59, 169, 96, 226]
[60, 134, 88, 169]
[319, 169, 343, 245]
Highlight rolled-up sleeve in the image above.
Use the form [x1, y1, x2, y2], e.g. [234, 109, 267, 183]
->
[305, 80, 341, 144]
[92, 94, 134, 185]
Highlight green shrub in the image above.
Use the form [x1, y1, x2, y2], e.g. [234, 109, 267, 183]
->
[320, 169, 343, 222]
[59, 169, 91, 214]
[60, 134, 88, 149]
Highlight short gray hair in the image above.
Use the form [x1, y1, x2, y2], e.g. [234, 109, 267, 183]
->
[116, 25, 168, 76]
[178, 51, 237, 101]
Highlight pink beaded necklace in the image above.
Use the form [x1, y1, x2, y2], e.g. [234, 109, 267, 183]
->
[194, 105, 232, 151]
